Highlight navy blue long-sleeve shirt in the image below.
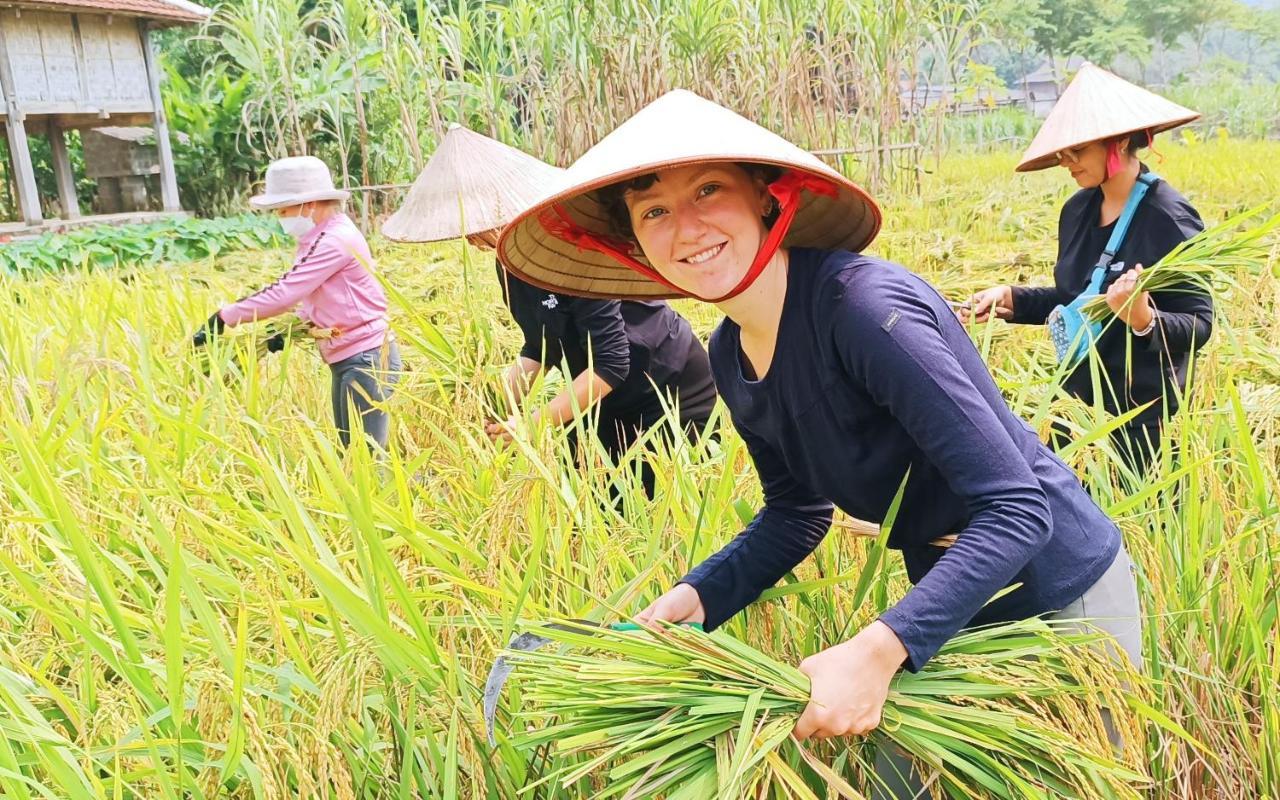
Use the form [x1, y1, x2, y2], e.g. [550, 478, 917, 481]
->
[1010, 168, 1211, 426]
[682, 249, 1120, 671]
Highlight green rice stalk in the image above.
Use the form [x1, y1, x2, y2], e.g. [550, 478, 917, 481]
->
[500, 619, 1149, 798]
[1082, 207, 1280, 323]
[197, 316, 319, 379]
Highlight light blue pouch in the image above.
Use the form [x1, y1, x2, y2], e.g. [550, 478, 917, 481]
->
[1047, 171, 1160, 367]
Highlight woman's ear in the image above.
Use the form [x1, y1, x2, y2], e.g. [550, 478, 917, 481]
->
[754, 176, 774, 216]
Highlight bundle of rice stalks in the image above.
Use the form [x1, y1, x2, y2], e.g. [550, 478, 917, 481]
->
[1082, 207, 1280, 323]
[501, 620, 1148, 799]
[197, 316, 322, 378]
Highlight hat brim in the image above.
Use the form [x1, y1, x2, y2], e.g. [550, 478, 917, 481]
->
[499, 156, 880, 300]
[1015, 116, 1200, 172]
[249, 188, 351, 210]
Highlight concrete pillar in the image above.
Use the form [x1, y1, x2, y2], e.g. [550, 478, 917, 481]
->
[97, 176, 122, 214]
[0, 22, 42, 224]
[48, 123, 80, 219]
[119, 175, 148, 212]
[139, 20, 180, 212]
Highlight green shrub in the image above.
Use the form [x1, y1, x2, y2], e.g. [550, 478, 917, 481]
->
[0, 215, 288, 275]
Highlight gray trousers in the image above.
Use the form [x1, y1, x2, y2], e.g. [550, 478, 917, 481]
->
[872, 546, 1143, 799]
[328, 340, 401, 450]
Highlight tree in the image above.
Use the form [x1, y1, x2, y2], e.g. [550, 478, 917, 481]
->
[1025, 0, 1147, 72]
[1230, 4, 1280, 72]
[1185, 0, 1238, 66]
[1074, 21, 1151, 69]
[981, 0, 1045, 88]
[1132, 0, 1202, 50]
[1131, 0, 1200, 81]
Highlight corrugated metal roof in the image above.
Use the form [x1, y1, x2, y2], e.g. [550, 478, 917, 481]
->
[2, 0, 210, 23]
[89, 125, 190, 144]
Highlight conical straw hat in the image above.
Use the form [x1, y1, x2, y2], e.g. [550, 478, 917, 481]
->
[381, 125, 565, 242]
[497, 89, 881, 300]
[1017, 63, 1199, 172]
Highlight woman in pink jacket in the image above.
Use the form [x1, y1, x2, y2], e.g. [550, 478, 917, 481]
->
[193, 156, 400, 450]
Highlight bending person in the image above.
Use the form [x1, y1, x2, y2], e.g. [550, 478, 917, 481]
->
[382, 125, 716, 497]
[967, 64, 1212, 473]
[192, 156, 400, 450]
[498, 90, 1142, 798]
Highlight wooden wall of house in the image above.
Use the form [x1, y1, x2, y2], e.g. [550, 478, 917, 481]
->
[0, 10, 153, 121]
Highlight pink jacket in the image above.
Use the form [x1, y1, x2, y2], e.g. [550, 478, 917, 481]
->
[219, 214, 389, 364]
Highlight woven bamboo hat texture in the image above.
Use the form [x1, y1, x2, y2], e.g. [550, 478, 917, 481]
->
[497, 89, 881, 300]
[1017, 63, 1200, 172]
[382, 125, 565, 242]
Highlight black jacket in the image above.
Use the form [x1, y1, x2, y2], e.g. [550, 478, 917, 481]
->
[1011, 169, 1212, 425]
[497, 264, 712, 418]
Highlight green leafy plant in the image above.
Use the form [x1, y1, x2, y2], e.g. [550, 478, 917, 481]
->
[0, 215, 288, 275]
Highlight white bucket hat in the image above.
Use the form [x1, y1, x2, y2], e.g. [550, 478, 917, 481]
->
[249, 156, 351, 210]
[1017, 63, 1200, 172]
[382, 125, 564, 242]
[497, 89, 880, 301]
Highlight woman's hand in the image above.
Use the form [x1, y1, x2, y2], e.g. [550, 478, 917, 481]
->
[793, 621, 908, 741]
[1105, 265, 1154, 331]
[963, 286, 1014, 323]
[635, 583, 706, 626]
[191, 311, 225, 347]
[484, 415, 518, 443]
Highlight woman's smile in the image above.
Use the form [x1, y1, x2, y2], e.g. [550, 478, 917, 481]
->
[680, 241, 727, 265]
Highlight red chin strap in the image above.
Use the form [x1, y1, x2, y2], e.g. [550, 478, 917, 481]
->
[1144, 128, 1162, 162]
[1105, 140, 1123, 179]
[1106, 129, 1160, 179]
[537, 168, 839, 302]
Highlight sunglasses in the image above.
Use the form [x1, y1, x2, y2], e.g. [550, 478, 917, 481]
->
[1055, 145, 1088, 165]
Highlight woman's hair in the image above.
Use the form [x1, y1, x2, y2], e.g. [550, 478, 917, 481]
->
[1126, 130, 1152, 152]
[594, 162, 783, 240]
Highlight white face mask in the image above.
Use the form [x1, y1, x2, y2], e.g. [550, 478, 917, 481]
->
[280, 209, 316, 238]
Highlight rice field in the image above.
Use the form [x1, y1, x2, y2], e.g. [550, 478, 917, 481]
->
[0, 139, 1276, 798]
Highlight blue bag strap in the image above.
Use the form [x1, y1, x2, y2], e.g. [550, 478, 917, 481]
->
[1082, 171, 1160, 294]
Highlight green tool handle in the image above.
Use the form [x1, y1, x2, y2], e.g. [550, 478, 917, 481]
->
[610, 621, 704, 632]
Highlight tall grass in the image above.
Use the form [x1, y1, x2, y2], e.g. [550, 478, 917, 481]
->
[181, 0, 1007, 202]
[0, 141, 1274, 797]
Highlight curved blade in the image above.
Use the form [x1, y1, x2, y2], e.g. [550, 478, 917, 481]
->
[482, 620, 606, 746]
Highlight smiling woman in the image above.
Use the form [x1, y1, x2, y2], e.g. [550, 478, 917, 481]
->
[380, 125, 717, 498]
[594, 163, 782, 301]
[498, 89, 1144, 798]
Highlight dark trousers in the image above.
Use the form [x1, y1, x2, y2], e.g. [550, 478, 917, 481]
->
[1111, 421, 1161, 475]
[576, 349, 718, 498]
[328, 340, 402, 450]
[593, 402, 715, 498]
